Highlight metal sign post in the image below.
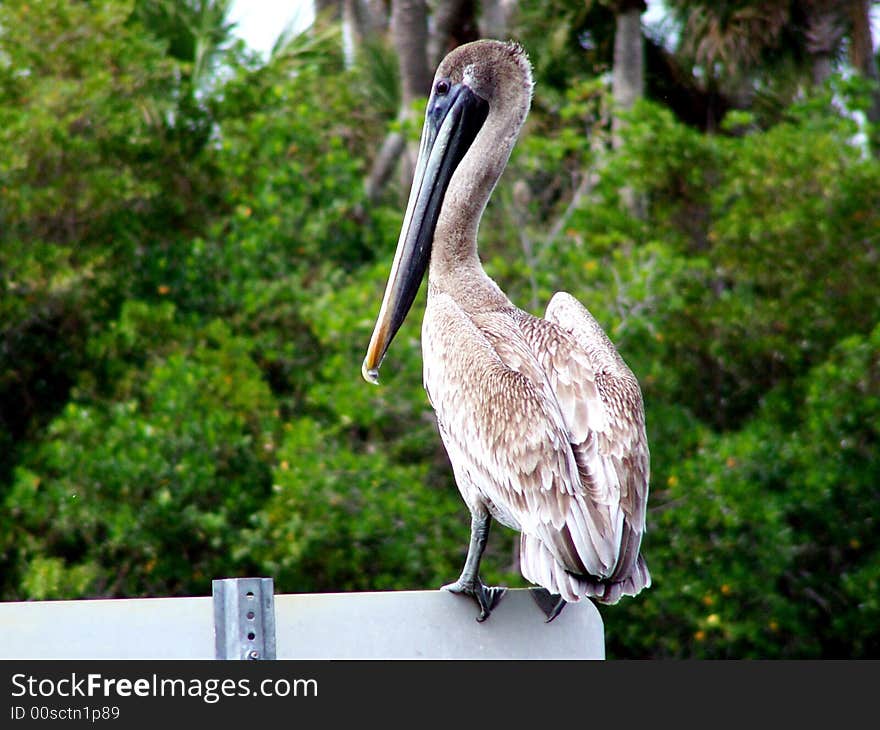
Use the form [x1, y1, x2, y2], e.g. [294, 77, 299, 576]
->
[212, 577, 277, 660]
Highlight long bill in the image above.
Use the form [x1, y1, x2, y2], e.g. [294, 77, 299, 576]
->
[361, 83, 489, 384]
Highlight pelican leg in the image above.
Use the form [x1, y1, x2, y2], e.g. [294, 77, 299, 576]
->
[530, 588, 567, 623]
[442, 512, 507, 622]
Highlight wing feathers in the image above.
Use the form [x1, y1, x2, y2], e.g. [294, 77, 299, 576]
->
[422, 290, 650, 604]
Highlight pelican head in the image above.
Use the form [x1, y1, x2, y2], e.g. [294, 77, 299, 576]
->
[362, 41, 533, 384]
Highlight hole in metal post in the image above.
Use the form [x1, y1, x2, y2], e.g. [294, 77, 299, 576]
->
[247, 632, 256, 641]
[246, 591, 254, 599]
[247, 611, 255, 620]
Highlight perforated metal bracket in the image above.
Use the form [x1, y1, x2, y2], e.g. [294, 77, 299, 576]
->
[212, 577, 277, 660]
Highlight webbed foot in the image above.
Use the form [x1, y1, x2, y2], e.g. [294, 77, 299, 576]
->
[530, 587, 567, 623]
[442, 579, 507, 622]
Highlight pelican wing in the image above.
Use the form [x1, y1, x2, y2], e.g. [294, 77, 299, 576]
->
[538, 292, 651, 592]
[488, 294, 650, 600]
[423, 291, 650, 602]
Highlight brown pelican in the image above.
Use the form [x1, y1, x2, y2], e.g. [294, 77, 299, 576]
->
[362, 40, 651, 622]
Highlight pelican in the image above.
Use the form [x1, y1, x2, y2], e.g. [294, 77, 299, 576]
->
[362, 40, 651, 622]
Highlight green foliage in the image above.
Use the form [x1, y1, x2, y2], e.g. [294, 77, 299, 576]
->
[0, 0, 227, 473]
[2, 306, 279, 599]
[789, 326, 880, 656]
[171, 36, 385, 319]
[513, 0, 615, 95]
[246, 416, 462, 593]
[607, 324, 880, 658]
[0, 0, 170, 245]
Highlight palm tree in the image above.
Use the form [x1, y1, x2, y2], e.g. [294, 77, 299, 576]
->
[133, 0, 237, 92]
[428, 0, 480, 68]
[365, 0, 432, 202]
[481, 0, 519, 41]
[610, 0, 647, 148]
[132, 0, 238, 156]
[664, 0, 791, 107]
[847, 0, 880, 143]
[804, 0, 848, 85]
[662, 0, 877, 115]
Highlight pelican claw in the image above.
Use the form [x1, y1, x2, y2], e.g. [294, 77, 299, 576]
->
[442, 579, 507, 622]
[530, 587, 567, 622]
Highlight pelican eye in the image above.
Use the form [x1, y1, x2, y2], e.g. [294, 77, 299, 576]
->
[435, 79, 450, 95]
